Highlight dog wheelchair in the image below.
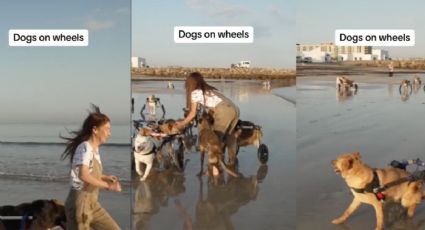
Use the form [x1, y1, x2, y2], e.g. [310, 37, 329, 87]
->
[132, 119, 186, 171]
[234, 120, 269, 164]
[140, 95, 166, 121]
[364, 158, 425, 201]
[193, 106, 270, 165]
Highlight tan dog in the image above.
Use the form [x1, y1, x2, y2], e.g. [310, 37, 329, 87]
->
[399, 80, 412, 96]
[413, 75, 422, 86]
[332, 152, 424, 230]
[336, 76, 358, 91]
[198, 112, 238, 178]
[400, 79, 411, 88]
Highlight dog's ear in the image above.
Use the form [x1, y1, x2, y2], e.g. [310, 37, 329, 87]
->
[352, 152, 361, 160]
[347, 159, 354, 169]
[340, 157, 354, 171]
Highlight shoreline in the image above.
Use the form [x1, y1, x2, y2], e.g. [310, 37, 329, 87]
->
[297, 63, 425, 77]
[132, 67, 295, 80]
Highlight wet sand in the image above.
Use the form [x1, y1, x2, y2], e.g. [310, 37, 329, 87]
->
[132, 79, 295, 229]
[297, 63, 425, 77]
[297, 72, 425, 230]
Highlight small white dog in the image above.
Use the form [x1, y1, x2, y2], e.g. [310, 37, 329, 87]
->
[133, 128, 161, 181]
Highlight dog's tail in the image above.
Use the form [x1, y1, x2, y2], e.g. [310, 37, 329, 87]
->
[220, 159, 239, 177]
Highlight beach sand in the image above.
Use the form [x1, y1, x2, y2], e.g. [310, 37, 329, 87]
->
[297, 71, 425, 230]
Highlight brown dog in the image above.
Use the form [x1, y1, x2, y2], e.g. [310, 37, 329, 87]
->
[331, 152, 423, 230]
[198, 112, 238, 178]
[336, 76, 357, 91]
[158, 119, 180, 135]
[0, 199, 66, 230]
[234, 121, 263, 149]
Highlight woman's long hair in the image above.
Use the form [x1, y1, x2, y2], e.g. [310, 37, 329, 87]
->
[185, 72, 217, 110]
[60, 104, 110, 163]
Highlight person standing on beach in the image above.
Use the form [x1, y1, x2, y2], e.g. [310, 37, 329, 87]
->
[61, 105, 122, 230]
[176, 72, 240, 165]
[388, 61, 394, 77]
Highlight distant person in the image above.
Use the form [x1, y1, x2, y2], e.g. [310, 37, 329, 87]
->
[131, 97, 135, 114]
[61, 105, 122, 230]
[388, 62, 394, 77]
[168, 81, 175, 89]
[176, 72, 240, 151]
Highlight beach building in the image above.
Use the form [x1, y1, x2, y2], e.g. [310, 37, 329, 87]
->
[296, 43, 390, 62]
[131, 56, 147, 68]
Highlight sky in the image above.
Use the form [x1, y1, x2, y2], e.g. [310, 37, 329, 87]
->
[132, 0, 295, 69]
[297, 0, 425, 59]
[0, 0, 130, 125]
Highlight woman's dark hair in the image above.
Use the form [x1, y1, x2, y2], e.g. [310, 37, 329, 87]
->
[60, 104, 110, 163]
[185, 72, 217, 109]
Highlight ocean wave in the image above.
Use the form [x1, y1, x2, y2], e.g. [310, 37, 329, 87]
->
[0, 172, 68, 182]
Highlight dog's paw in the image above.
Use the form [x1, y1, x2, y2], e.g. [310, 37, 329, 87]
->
[140, 177, 147, 182]
[331, 218, 345, 225]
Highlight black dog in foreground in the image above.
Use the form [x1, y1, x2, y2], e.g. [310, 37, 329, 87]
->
[0, 199, 65, 230]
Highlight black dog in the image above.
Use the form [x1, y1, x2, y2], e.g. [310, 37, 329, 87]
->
[0, 199, 65, 230]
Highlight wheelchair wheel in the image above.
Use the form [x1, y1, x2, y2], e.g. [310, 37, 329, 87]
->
[257, 144, 269, 164]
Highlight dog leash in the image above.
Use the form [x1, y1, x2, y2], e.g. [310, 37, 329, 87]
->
[363, 158, 425, 202]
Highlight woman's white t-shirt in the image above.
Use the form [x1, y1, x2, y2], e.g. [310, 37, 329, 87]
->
[70, 141, 102, 190]
[191, 89, 222, 108]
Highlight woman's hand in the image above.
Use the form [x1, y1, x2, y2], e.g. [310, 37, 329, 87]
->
[102, 175, 122, 192]
[107, 181, 122, 192]
[175, 120, 186, 130]
[177, 101, 197, 130]
[102, 175, 118, 183]
[79, 166, 117, 190]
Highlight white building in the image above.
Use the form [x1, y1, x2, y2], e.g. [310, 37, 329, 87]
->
[296, 43, 390, 62]
[371, 49, 389, 60]
[131, 56, 147, 68]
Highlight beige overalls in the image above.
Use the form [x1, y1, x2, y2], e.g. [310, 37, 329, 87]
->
[65, 158, 121, 230]
[208, 91, 240, 165]
[209, 90, 240, 140]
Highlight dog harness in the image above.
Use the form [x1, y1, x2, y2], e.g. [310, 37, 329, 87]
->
[351, 166, 425, 203]
[350, 170, 386, 202]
